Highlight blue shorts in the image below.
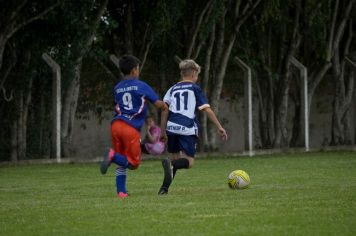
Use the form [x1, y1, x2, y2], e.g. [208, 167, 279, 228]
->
[167, 134, 197, 157]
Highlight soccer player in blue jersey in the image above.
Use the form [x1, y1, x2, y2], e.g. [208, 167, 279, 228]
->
[100, 55, 167, 198]
[158, 59, 228, 195]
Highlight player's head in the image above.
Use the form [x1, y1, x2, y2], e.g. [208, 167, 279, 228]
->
[119, 55, 141, 76]
[179, 59, 201, 83]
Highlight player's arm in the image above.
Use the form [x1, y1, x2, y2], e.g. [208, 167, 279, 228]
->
[153, 100, 169, 142]
[202, 107, 228, 141]
[159, 102, 169, 142]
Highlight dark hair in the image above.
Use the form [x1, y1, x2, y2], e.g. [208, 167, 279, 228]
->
[119, 55, 141, 75]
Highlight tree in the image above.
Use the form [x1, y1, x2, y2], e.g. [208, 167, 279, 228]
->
[0, 0, 60, 78]
[330, 0, 355, 145]
[192, 0, 262, 150]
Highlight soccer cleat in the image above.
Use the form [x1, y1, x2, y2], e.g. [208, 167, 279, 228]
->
[158, 187, 168, 195]
[118, 192, 129, 198]
[100, 148, 114, 174]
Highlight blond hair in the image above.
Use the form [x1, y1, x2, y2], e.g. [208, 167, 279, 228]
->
[179, 59, 201, 77]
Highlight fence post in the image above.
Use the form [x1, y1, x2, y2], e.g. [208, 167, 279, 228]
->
[234, 57, 253, 156]
[290, 56, 309, 152]
[42, 53, 61, 162]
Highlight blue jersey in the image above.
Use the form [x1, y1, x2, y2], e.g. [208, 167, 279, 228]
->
[163, 81, 210, 136]
[112, 78, 159, 130]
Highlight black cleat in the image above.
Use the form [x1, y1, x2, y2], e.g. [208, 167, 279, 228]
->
[158, 187, 168, 195]
[100, 148, 113, 175]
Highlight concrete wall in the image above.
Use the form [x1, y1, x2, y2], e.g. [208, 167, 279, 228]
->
[71, 95, 355, 158]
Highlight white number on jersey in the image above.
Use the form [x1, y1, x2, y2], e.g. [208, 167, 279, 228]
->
[122, 92, 133, 110]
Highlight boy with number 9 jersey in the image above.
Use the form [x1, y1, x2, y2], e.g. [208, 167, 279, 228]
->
[100, 55, 167, 198]
[158, 59, 228, 195]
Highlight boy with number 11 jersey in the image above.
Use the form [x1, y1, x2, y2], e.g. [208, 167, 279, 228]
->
[158, 59, 228, 195]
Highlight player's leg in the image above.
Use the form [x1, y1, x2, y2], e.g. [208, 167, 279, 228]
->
[158, 135, 197, 194]
[158, 134, 179, 195]
[122, 123, 142, 169]
[112, 121, 136, 198]
[170, 135, 197, 177]
[101, 120, 130, 175]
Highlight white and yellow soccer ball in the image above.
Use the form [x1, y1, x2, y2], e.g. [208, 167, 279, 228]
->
[228, 170, 250, 189]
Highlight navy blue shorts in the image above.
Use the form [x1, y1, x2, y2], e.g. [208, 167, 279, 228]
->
[167, 134, 197, 157]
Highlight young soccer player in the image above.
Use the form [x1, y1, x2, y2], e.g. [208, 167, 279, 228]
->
[158, 59, 228, 195]
[100, 55, 167, 198]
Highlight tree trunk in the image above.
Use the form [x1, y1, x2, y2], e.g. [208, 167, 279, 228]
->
[39, 93, 46, 157]
[17, 91, 24, 159]
[61, 61, 81, 157]
[0, 36, 6, 72]
[21, 77, 33, 159]
[273, 73, 291, 148]
[289, 78, 302, 147]
[60, 0, 108, 157]
[330, 8, 354, 145]
[200, 23, 215, 151]
[10, 119, 18, 162]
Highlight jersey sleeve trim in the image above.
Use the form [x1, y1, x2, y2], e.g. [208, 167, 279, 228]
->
[198, 104, 210, 110]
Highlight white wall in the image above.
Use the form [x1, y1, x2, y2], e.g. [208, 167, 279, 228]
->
[71, 96, 354, 158]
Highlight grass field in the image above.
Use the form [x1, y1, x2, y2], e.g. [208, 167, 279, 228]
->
[1, 152, 356, 236]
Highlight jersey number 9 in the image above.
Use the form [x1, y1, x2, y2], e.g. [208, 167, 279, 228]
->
[122, 92, 133, 110]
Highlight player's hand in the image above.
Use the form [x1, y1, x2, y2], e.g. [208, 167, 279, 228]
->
[218, 128, 228, 141]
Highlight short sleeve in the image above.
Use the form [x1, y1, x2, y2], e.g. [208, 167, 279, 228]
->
[163, 87, 173, 105]
[194, 85, 210, 110]
[140, 82, 159, 103]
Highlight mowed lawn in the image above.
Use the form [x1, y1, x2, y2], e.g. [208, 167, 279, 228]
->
[1, 152, 355, 236]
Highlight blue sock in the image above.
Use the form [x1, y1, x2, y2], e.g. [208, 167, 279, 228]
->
[116, 166, 127, 193]
[112, 153, 129, 168]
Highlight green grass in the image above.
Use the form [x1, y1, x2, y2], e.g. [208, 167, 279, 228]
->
[1, 152, 356, 236]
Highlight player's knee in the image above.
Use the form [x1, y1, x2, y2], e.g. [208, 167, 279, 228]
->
[187, 157, 194, 168]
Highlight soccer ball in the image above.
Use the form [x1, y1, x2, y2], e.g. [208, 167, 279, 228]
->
[228, 170, 250, 189]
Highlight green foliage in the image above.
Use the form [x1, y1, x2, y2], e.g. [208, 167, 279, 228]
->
[1, 152, 356, 235]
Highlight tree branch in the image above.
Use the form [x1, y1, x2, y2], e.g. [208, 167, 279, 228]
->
[94, 58, 117, 80]
[7, 0, 61, 40]
[186, 0, 213, 58]
[186, 0, 214, 58]
[326, 0, 339, 61]
[234, 0, 262, 33]
[332, 0, 355, 54]
[0, 43, 17, 89]
[2, 87, 13, 102]
[8, 0, 28, 24]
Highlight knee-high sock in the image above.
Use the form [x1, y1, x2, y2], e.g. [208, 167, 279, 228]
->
[172, 158, 189, 178]
[112, 153, 129, 168]
[116, 166, 127, 193]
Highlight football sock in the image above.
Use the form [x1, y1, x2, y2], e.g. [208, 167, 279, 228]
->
[116, 166, 127, 193]
[112, 153, 129, 168]
[172, 158, 189, 179]
[173, 168, 177, 178]
[172, 158, 189, 170]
